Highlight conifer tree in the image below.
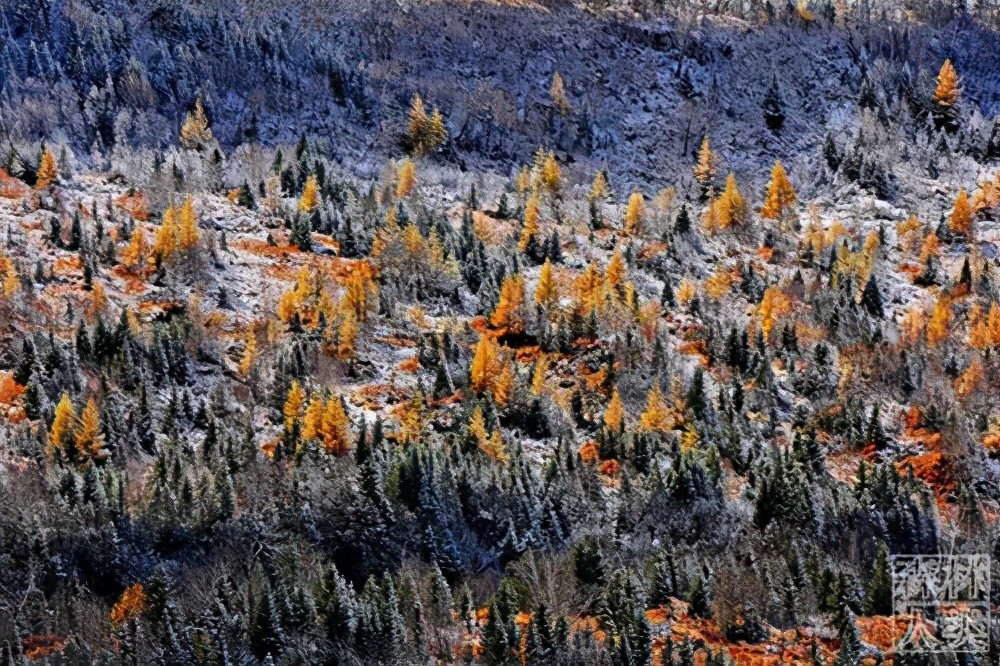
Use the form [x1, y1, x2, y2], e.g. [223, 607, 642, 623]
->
[933, 59, 962, 132]
[490, 274, 525, 332]
[321, 397, 351, 455]
[49, 392, 77, 458]
[153, 207, 179, 262]
[714, 173, 749, 229]
[535, 258, 559, 310]
[550, 71, 571, 115]
[519, 193, 540, 253]
[604, 388, 625, 433]
[36, 148, 57, 189]
[180, 98, 214, 149]
[762, 74, 785, 131]
[860, 278, 883, 319]
[624, 191, 644, 235]
[760, 160, 797, 221]
[638, 382, 671, 432]
[949, 188, 974, 236]
[75, 397, 103, 460]
[300, 174, 320, 213]
[283, 380, 306, 430]
[693, 135, 718, 192]
[239, 326, 257, 376]
[178, 195, 199, 249]
[396, 159, 416, 199]
[470, 336, 502, 394]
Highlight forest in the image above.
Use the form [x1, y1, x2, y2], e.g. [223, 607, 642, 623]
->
[0, 0, 997, 664]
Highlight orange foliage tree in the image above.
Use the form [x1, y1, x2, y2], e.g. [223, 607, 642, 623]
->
[110, 583, 147, 626]
[760, 160, 797, 221]
[949, 188, 974, 236]
[490, 274, 526, 332]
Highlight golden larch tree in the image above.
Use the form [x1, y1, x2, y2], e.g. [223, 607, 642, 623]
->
[36, 148, 58, 190]
[519, 193, 540, 252]
[535, 258, 559, 310]
[934, 59, 961, 107]
[589, 170, 608, 201]
[760, 160, 797, 221]
[300, 174, 320, 213]
[715, 173, 749, 229]
[283, 380, 306, 430]
[302, 395, 324, 441]
[624, 191, 645, 235]
[491, 273, 526, 332]
[178, 195, 199, 249]
[540, 151, 561, 194]
[110, 584, 147, 627]
[927, 297, 952, 347]
[693, 135, 718, 187]
[321, 397, 351, 455]
[550, 71, 571, 114]
[604, 388, 625, 433]
[396, 159, 417, 199]
[49, 393, 77, 458]
[606, 250, 626, 291]
[470, 336, 502, 394]
[75, 397, 103, 460]
[468, 406, 489, 447]
[949, 188, 974, 236]
[638, 382, 671, 432]
[758, 286, 793, 340]
[153, 207, 179, 261]
[122, 227, 149, 270]
[337, 310, 358, 359]
[481, 428, 508, 462]
[180, 98, 214, 149]
[575, 263, 605, 315]
[491, 360, 514, 406]
[239, 326, 257, 376]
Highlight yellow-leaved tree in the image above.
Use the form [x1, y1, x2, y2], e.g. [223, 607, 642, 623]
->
[122, 227, 149, 271]
[283, 380, 306, 430]
[927, 297, 952, 347]
[239, 326, 257, 376]
[321, 396, 351, 455]
[396, 159, 416, 199]
[179, 98, 214, 149]
[539, 151, 561, 195]
[624, 191, 645, 235]
[638, 382, 671, 432]
[693, 135, 717, 189]
[604, 388, 625, 433]
[550, 71, 571, 115]
[36, 148, 58, 190]
[178, 195, 199, 249]
[535, 258, 559, 310]
[48, 393, 77, 459]
[408, 94, 447, 156]
[758, 286, 793, 341]
[153, 206, 179, 261]
[760, 160, 797, 221]
[714, 173, 749, 229]
[606, 250, 626, 292]
[75, 397, 103, 461]
[949, 188, 974, 236]
[589, 170, 608, 202]
[470, 336, 502, 394]
[519, 192, 540, 252]
[300, 174, 320, 213]
[933, 59, 961, 108]
[490, 273, 526, 332]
